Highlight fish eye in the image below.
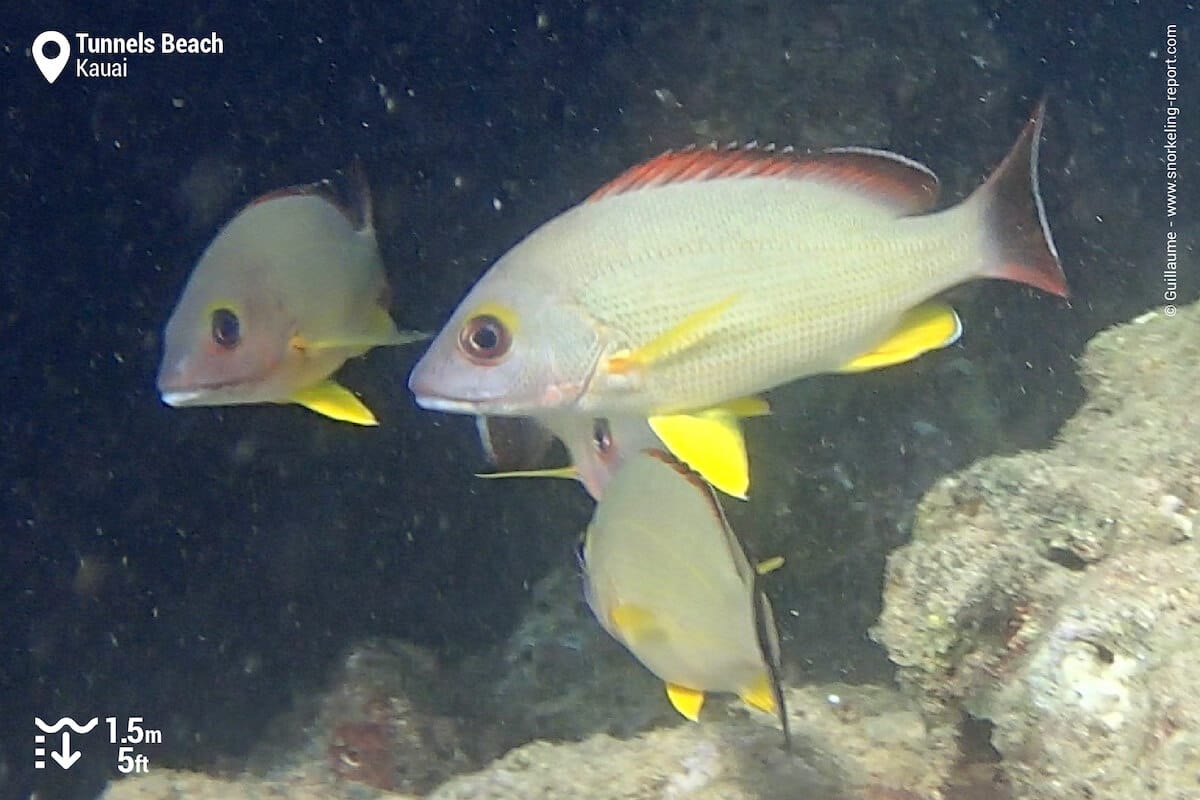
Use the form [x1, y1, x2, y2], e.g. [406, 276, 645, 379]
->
[458, 313, 511, 363]
[210, 307, 241, 349]
[592, 419, 612, 453]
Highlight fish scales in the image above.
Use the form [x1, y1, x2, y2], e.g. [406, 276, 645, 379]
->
[523, 179, 984, 413]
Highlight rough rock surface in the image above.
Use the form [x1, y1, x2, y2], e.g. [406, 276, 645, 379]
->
[873, 300, 1200, 800]
[99, 680, 944, 800]
[100, 575, 957, 799]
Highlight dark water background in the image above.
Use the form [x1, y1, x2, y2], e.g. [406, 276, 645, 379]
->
[2, 1, 1194, 798]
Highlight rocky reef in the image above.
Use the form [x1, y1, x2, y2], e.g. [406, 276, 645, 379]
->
[874, 300, 1200, 799]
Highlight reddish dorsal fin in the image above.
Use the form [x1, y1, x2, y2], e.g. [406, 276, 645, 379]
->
[588, 144, 940, 215]
[246, 158, 375, 231]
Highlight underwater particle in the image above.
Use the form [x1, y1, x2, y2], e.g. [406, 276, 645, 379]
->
[376, 81, 397, 113]
[911, 420, 940, 437]
[654, 88, 682, 108]
[175, 154, 242, 233]
[230, 436, 258, 465]
[72, 554, 112, 598]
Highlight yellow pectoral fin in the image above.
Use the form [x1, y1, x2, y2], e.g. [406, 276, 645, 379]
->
[368, 305, 432, 346]
[603, 294, 739, 375]
[667, 683, 706, 722]
[290, 380, 378, 426]
[610, 604, 663, 646]
[756, 555, 785, 575]
[475, 466, 578, 481]
[384, 328, 432, 346]
[838, 302, 962, 374]
[649, 411, 749, 499]
[739, 672, 777, 715]
[302, 330, 430, 352]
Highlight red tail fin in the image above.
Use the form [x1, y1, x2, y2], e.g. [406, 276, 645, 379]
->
[971, 99, 1067, 298]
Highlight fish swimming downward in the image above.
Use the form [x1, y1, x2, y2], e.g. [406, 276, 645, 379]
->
[475, 393, 770, 500]
[579, 448, 790, 745]
[409, 101, 1065, 489]
[157, 165, 426, 425]
[473, 414, 659, 501]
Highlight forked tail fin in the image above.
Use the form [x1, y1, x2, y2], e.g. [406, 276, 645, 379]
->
[970, 98, 1067, 298]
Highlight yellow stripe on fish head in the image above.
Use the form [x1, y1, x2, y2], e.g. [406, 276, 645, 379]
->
[455, 301, 520, 365]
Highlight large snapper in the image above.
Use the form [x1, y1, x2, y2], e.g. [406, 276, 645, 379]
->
[410, 102, 1064, 486]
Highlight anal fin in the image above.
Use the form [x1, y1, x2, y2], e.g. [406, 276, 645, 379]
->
[290, 379, 378, 425]
[739, 672, 777, 715]
[666, 683, 706, 722]
[838, 302, 961, 373]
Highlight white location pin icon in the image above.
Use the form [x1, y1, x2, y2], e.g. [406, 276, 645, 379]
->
[33, 31, 70, 84]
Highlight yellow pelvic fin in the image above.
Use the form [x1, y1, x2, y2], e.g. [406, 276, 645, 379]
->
[610, 604, 662, 645]
[290, 379, 378, 426]
[649, 409, 749, 499]
[739, 672, 777, 715]
[666, 683, 706, 722]
[756, 555, 785, 575]
[474, 466, 578, 481]
[603, 294, 739, 375]
[838, 302, 962, 373]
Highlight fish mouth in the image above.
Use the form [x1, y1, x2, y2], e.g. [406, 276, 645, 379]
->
[160, 389, 207, 407]
[410, 384, 587, 416]
[411, 394, 489, 415]
[157, 372, 260, 406]
[408, 345, 599, 416]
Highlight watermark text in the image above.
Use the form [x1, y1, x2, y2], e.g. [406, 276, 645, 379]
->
[1163, 23, 1181, 316]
